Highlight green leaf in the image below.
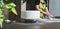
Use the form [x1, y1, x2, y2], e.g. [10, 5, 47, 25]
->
[0, 0, 1, 1]
[0, 19, 4, 28]
[0, 9, 2, 15]
[4, 2, 16, 9]
[11, 8, 18, 15]
[0, 2, 2, 8]
[0, 15, 5, 19]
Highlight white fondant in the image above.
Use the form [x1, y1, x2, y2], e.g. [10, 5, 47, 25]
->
[21, 11, 40, 19]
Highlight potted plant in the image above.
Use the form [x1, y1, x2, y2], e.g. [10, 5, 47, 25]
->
[0, 0, 18, 28]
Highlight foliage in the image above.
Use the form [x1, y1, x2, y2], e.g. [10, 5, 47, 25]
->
[0, 0, 18, 28]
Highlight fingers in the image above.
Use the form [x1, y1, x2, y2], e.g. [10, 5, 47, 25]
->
[46, 13, 53, 18]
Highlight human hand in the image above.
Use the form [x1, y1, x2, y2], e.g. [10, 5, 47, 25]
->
[46, 13, 53, 18]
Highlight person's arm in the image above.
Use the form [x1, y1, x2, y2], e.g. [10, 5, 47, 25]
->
[45, 7, 50, 14]
[45, 7, 53, 18]
[36, 5, 47, 14]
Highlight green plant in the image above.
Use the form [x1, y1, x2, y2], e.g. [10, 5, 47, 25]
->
[0, 0, 18, 28]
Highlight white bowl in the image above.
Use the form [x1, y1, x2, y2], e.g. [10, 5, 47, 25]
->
[21, 10, 40, 19]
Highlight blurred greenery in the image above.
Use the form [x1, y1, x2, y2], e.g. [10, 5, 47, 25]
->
[0, 0, 18, 28]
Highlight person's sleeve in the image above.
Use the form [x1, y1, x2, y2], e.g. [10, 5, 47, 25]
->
[35, 0, 40, 5]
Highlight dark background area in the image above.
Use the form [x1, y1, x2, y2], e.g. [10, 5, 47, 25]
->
[26, 0, 49, 10]
[26, 0, 35, 10]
